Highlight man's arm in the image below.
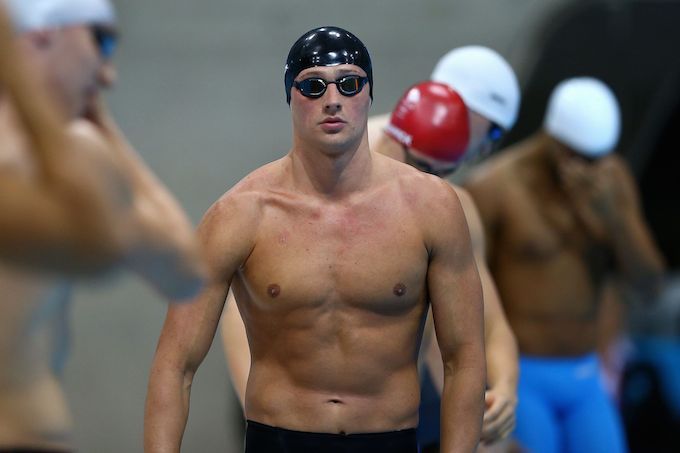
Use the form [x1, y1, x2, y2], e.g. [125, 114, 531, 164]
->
[0, 4, 129, 272]
[602, 157, 665, 293]
[456, 188, 518, 444]
[144, 192, 257, 453]
[0, 5, 66, 173]
[220, 289, 250, 410]
[424, 187, 518, 445]
[561, 156, 665, 296]
[83, 97, 206, 299]
[425, 179, 486, 452]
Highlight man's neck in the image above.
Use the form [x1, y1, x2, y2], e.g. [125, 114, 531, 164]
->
[289, 135, 373, 198]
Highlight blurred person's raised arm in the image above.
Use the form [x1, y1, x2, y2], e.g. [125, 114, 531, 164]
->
[0, 3, 66, 172]
[0, 4, 129, 273]
[83, 97, 206, 299]
[560, 155, 665, 298]
[603, 157, 665, 295]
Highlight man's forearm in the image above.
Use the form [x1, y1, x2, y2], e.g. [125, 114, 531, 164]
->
[0, 8, 67, 175]
[144, 369, 192, 453]
[607, 210, 665, 295]
[440, 354, 486, 452]
[484, 320, 518, 397]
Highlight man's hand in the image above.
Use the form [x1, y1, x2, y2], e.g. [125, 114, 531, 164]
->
[481, 387, 516, 445]
[560, 157, 624, 242]
[82, 93, 119, 137]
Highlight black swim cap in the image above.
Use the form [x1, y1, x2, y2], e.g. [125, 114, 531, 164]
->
[284, 26, 373, 104]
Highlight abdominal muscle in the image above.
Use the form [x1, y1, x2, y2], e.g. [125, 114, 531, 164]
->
[0, 266, 73, 450]
[243, 309, 424, 434]
[0, 374, 74, 450]
[246, 358, 421, 434]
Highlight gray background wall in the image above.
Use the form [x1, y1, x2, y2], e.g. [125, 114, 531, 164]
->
[64, 1, 572, 451]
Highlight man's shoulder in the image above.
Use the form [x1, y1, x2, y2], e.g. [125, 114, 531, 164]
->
[201, 159, 286, 229]
[388, 161, 460, 213]
[229, 160, 284, 196]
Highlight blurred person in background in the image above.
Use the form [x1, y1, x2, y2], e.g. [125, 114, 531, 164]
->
[373, 46, 522, 453]
[0, 0, 205, 451]
[370, 80, 519, 453]
[0, 1, 126, 273]
[466, 76, 665, 453]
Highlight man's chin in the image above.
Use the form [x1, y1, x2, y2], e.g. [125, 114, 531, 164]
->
[318, 136, 360, 154]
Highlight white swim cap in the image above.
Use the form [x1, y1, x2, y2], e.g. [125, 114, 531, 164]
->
[431, 46, 520, 130]
[5, 0, 116, 32]
[544, 77, 621, 158]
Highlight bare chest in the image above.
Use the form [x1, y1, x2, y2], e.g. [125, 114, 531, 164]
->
[500, 182, 592, 262]
[239, 201, 428, 314]
[0, 266, 70, 356]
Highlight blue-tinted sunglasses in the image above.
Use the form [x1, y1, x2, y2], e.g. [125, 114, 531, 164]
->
[294, 75, 369, 99]
[90, 25, 118, 59]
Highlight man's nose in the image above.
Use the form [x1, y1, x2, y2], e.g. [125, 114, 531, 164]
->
[323, 83, 342, 114]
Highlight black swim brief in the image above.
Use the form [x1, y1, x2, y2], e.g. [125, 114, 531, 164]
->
[245, 419, 418, 453]
[0, 449, 73, 453]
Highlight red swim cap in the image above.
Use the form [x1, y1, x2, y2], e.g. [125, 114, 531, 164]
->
[386, 81, 469, 164]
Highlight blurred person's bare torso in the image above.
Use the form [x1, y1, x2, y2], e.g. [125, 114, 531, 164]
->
[0, 109, 75, 451]
[477, 142, 612, 357]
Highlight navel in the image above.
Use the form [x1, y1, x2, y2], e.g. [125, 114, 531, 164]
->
[267, 284, 281, 298]
[393, 283, 407, 297]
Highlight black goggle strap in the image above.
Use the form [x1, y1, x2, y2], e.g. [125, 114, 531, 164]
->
[402, 145, 457, 177]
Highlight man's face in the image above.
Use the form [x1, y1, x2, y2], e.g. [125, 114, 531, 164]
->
[34, 23, 117, 118]
[290, 64, 371, 155]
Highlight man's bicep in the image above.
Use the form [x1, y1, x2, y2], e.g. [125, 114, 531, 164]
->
[157, 194, 259, 369]
[429, 252, 484, 362]
[196, 193, 258, 280]
[426, 192, 484, 361]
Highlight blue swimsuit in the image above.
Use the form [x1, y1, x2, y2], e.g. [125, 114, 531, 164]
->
[514, 353, 627, 453]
